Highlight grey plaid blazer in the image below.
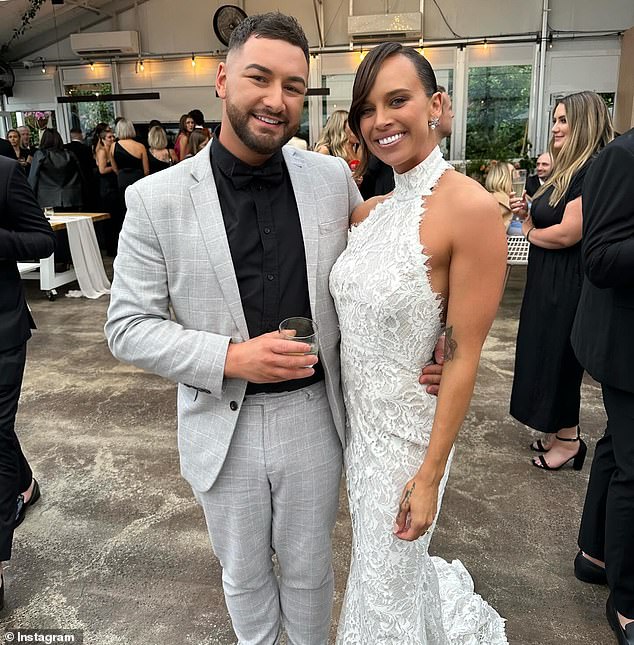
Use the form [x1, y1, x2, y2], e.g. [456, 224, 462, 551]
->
[105, 145, 363, 491]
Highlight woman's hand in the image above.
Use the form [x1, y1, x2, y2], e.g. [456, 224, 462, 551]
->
[509, 190, 529, 219]
[393, 476, 439, 541]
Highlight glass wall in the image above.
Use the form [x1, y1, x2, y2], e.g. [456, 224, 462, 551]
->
[466, 64, 532, 161]
[321, 73, 355, 125]
[64, 82, 115, 133]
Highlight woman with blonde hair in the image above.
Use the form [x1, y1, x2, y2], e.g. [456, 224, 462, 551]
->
[314, 109, 357, 162]
[147, 125, 177, 174]
[510, 91, 613, 469]
[484, 161, 513, 230]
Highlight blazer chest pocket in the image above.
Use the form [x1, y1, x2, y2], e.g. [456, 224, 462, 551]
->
[318, 218, 348, 237]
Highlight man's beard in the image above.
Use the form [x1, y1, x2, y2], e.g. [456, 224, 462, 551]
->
[225, 99, 295, 156]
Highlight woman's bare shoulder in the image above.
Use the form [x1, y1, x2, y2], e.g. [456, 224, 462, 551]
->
[437, 170, 500, 222]
[350, 193, 391, 226]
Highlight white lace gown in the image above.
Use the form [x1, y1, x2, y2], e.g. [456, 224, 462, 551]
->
[329, 147, 508, 644]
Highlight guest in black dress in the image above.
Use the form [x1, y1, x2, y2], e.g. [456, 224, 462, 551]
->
[509, 91, 613, 470]
[147, 125, 177, 174]
[95, 129, 120, 255]
[110, 118, 148, 225]
[6, 130, 31, 174]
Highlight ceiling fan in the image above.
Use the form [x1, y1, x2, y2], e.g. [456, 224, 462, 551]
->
[213, 4, 247, 47]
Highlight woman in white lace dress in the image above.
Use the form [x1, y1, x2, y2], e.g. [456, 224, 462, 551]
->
[329, 43, 509, 643]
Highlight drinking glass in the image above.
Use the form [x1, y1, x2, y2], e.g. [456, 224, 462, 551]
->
[279, 317, 318, 356]
[511, 169, 527, 199]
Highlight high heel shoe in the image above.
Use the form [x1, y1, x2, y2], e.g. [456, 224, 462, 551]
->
[532, 433, 587, 471]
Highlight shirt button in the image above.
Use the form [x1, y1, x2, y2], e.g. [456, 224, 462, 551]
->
[229, 401, 239, 411]
[267, 274, 275, 281]
[263, 227, 271, 234]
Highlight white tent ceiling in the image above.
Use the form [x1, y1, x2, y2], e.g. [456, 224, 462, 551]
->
[0, 0, 148, 61]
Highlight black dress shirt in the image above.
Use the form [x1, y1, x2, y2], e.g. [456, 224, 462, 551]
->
[210, 136, 324, 394]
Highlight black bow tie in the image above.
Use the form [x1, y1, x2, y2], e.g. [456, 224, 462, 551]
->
[227, 159, 284, 190]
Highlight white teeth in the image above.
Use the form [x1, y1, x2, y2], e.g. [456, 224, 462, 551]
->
[255, 115, 282, 125]
[378, 133, 404, 145]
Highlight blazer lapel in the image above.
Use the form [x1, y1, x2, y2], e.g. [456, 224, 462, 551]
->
[284, 147, 318, 316]
[189, 150, 249, 340]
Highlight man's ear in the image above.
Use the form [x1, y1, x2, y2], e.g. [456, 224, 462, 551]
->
[216, 62, 227, 100]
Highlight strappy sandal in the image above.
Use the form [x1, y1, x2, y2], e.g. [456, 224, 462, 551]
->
[529, 437, 551, 452]
[532, 429, 587, 471]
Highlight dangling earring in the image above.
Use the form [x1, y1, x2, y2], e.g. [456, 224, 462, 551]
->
[428, 117, 440, 130]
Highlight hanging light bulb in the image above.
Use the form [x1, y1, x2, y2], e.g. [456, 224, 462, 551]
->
[40, 59, 46, 74]
[139, 60, 145, 72]
[191, 53, 196, 67]
[89, 61, 95, 71]
[417, 47, 425, 56]
[359, 49, 366, 62]
[483, 38, 489, 49]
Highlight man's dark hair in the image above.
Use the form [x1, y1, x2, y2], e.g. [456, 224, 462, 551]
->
[69, 127, 83, 135]
[228, 12, 309, 65]
[188, 109, 205, 127]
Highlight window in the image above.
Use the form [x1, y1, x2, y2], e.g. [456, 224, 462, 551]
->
[466, 65, 532, 161]
[64, 82, 115, 134]
[321, 74, 355, 125]
[10, 111, 57, 147]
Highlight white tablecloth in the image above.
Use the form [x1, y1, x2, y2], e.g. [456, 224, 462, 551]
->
[55, 216, 111, 299]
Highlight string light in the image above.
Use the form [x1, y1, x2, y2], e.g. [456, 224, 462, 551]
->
[483, 38, 488, 49]
[89, 61, 95, 71]
[191, 53, 196, 67]
[417, 47, 425, 56]
[40, 60, 46, 74]
[139, 60, 144, 72]
[359, 49, 366, 62]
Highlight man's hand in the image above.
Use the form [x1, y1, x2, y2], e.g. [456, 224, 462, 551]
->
[224, 331, 318, 383]
[419, 333, 445, 395]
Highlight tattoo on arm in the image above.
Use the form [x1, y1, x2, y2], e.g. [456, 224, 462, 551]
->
[443, 326, 457, 361]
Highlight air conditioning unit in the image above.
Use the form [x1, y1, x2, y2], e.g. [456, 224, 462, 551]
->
[70, 31, 140, 57]
[348, 12, 423, 43]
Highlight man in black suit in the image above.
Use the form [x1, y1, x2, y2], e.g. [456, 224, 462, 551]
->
[571, 128, 634, 645]
[65, 128, 96, 209]
[525, 151, 552, 198]
[0, 156, 56, 610]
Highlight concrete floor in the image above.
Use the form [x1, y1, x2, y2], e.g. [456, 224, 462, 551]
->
[0, 264, 614, 645]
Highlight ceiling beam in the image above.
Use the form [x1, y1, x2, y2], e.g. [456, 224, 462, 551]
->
[7, 0, 150, 61]
[64, 0, 116, 18]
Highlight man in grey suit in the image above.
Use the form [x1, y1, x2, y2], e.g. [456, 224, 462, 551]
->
[106, 12, 440, 644]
